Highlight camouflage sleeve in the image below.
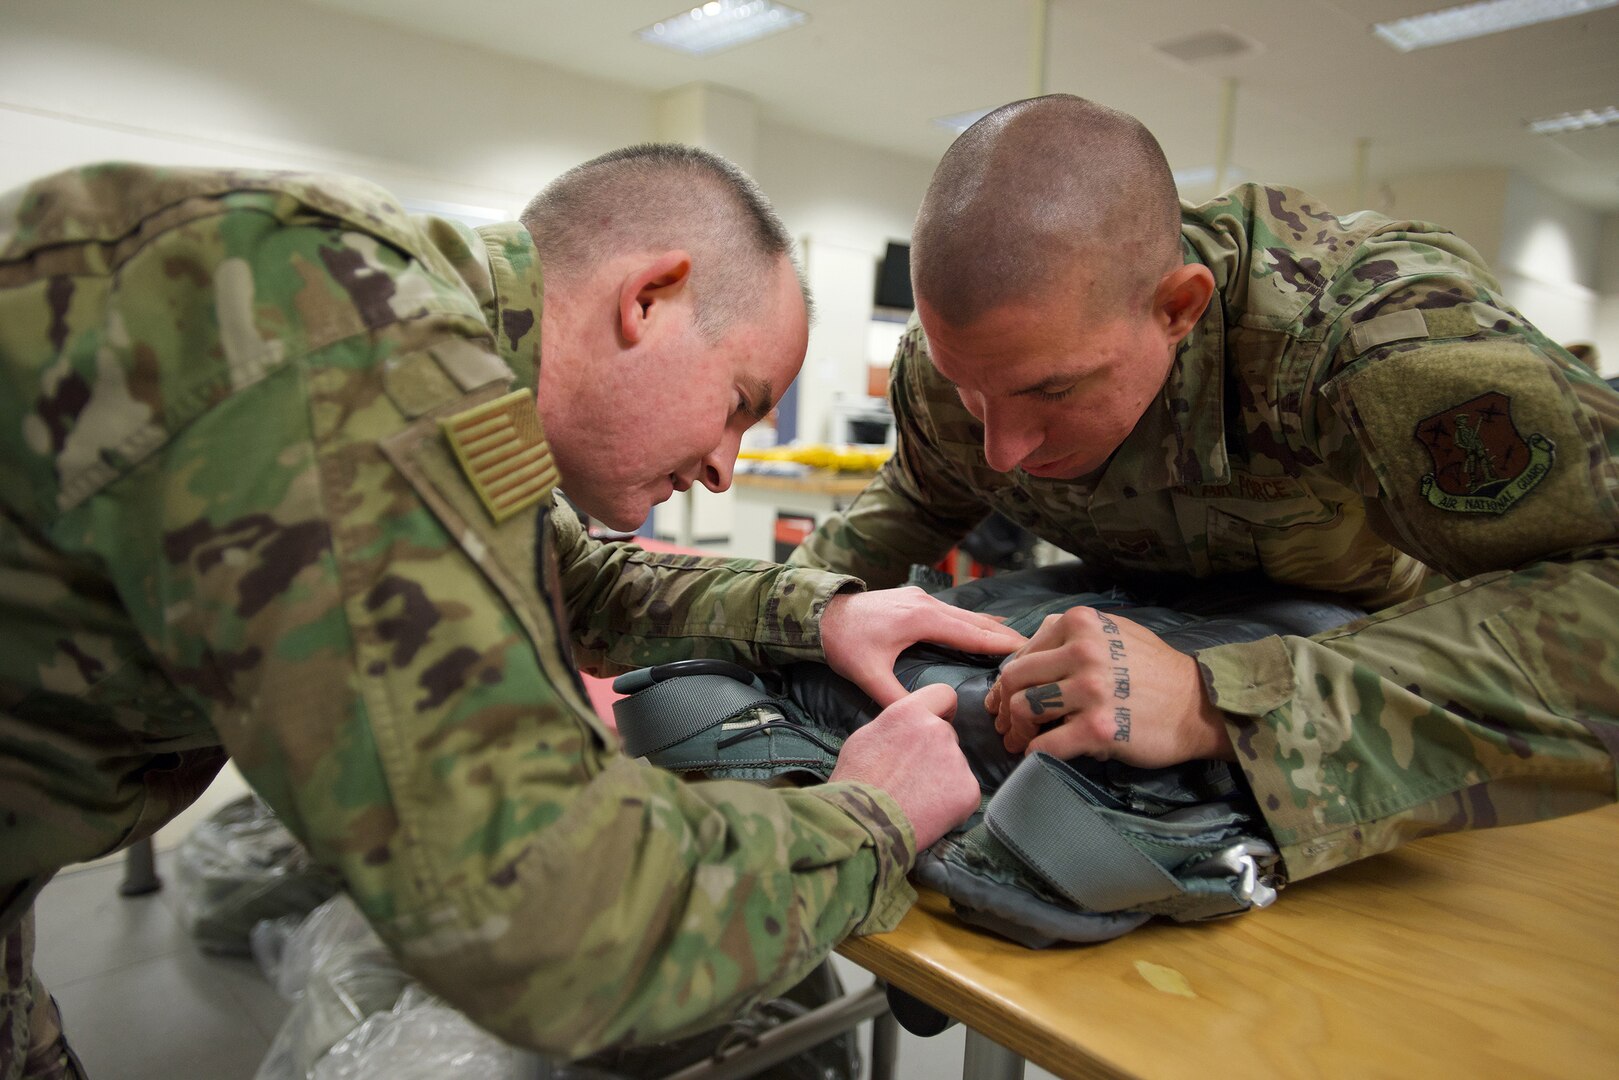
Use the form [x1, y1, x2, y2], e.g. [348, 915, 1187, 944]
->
[1196, 272, 1618, 881]
[790, 324, 990, 587]
[68, 211, 917, 1056]
[545, 504, 863, 675]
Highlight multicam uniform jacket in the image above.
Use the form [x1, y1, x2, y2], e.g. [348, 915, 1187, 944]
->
[794, 183, 1619, 880]
[0, 165, 917, 1056]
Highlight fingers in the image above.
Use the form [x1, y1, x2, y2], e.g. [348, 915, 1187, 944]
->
[985, 608, 1107, 751]
[923, 617, 1027, 656]
[908, 603, 1026, 654]
[1026, 721, 1108, 761]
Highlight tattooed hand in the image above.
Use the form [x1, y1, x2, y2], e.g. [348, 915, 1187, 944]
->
[982, 607, 1235, 767]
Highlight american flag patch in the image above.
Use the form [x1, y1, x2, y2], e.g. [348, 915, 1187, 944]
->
[440, 389, 557, 522]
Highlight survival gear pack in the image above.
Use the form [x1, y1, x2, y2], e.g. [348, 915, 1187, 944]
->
[612, 564, 1363, 950]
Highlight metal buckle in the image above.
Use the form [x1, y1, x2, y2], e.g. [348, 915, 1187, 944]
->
[1184, 840, 1280, 909]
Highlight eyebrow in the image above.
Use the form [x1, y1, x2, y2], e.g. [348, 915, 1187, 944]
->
[742, 377, 775, 421]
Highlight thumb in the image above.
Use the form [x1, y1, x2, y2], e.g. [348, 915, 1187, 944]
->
[862, 669, 912, 709]
[905, 681, 959, 721]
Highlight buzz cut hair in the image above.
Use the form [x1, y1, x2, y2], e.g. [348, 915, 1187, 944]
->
[912, 94, 1183, 328]
[520, 143, 810, 339]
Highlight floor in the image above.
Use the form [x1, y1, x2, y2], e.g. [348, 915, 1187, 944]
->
[30, 768, 1061, 1080]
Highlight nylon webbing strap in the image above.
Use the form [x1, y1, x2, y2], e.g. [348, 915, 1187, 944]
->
[984, 754, 1185, 913]
[614, 677, 781, 760]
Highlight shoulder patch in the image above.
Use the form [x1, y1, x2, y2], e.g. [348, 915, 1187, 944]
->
[1414, 392, 1555, 514]
[441, 388, 557, 522]
[1323, 338, 1617, 579]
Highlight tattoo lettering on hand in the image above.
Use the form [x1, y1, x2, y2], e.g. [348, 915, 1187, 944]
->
[1097, 610, 1131, 740]
[1112, 666, 1130, 700]
[1098, 611, 1126, 663]
[1026, 683, 1064, 715]
[1098, 610, 1132, 701]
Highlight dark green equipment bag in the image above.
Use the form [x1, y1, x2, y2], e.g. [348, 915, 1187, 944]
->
[613, 564, 1362, 950]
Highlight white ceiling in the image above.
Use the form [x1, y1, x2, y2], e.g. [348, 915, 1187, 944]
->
[311, 0, 1619, 209]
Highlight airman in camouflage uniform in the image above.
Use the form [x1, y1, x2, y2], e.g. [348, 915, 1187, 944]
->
[794, 95, 1619, 883]
[0, 151, 1014, 1075]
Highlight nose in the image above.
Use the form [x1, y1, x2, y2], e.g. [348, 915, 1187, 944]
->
[980, 400, 1042, 473]
[699, 427, 743, 493]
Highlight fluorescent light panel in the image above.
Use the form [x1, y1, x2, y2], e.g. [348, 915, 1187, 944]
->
[637, 1, 807, 57]
[1373, 0, 1618, 51]
[1528, 105, 1619, 133]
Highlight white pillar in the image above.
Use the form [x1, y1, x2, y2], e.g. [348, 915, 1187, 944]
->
[655, 82, 759, 172]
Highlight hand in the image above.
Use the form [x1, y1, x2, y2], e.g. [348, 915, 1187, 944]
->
[829, 684, 979, 849]
[983, 607, 1234, 768]
[821, 586, 1026, 707]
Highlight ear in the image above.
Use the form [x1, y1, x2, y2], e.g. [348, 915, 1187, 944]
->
[1152, 264, 1215, 345]
[617, 251, 693, 346]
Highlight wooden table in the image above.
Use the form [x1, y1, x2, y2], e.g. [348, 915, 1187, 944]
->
[839, 803, 1619, 1080]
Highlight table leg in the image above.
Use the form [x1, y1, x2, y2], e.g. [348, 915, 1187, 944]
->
[119, 836, 161, 896]
[962, 1027, 1025, 1080]
[870, 1004, 900, 1080]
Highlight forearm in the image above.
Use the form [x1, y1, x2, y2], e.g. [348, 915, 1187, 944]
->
[1198, 550, 1619, 879]
[549, 507, 861, 674]
[363, 753, 916, 1056]
[790, 466, 976, 588]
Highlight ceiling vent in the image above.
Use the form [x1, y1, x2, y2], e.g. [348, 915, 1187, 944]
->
[1152, 29, 1259, 64]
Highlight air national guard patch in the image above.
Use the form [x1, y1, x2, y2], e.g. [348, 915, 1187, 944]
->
[441, 388, 558, 522]
[1413, 392, 1554, 514]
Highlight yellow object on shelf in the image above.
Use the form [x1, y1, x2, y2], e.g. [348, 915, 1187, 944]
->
[739, 443, 893, 473]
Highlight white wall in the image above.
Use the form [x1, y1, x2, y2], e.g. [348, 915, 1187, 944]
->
[0, 0, 654, 211]
[756, 122, 934, 444]
[1494, 173, 1605, 350]
[1597, 212, 1619, 378]
[2, 0, 939, 479]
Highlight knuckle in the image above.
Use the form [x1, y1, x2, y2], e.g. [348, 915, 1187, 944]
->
[1079, 712, 1114, 743]
[1075, 671, 1108, 701]
[1061, 638, 1093, 664]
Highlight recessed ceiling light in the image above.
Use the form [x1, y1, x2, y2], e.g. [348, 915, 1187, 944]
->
[1528, 105, 1619, 133]
[636, 1, 808, 57]
[1153, 29, 1259, 65]
[1373, 0, 1618, 52]
[932, 108, 995, 134]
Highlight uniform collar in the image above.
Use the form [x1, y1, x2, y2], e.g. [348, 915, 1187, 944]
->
[474, 222, 545, 392]
[1087, 234, 1229, 508]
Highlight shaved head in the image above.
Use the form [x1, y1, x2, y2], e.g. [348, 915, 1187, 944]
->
[521, 144, 809, 340]
[912, 95, 1182, 328]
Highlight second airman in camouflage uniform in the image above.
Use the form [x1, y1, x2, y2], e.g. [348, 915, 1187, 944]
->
[794, 95, 1618, 883]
